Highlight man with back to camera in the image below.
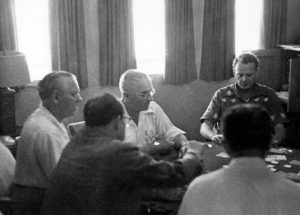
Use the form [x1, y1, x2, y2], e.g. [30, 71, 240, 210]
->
[12, 71, 82, 214]
[40, 93, 204, 215]
[179, 103, 300, 215]
[119, 69, 192, 159]
[200, 52, 287, 145]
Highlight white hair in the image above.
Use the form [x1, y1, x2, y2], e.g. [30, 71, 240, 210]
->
[119, 69, 151, 95]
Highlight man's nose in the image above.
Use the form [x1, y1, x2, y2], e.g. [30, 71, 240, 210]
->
[146, 94, 153, 101]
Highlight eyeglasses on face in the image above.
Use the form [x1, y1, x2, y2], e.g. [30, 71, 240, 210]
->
[126, 88, 156, 99]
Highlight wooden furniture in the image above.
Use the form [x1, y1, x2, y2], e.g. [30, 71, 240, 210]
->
[278, 45, 300, 149]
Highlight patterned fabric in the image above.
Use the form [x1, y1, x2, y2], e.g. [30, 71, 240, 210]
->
[201, 83, 287, 130]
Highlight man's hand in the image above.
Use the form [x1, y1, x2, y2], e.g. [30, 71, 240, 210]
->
[179, 140, 205, 159]
[211, 134, 224, 145]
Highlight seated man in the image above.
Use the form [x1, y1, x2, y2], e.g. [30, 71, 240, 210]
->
[119, 69, 189, 159]
[40, 93, 204, 215]
[0, 139, 15, 197]
[200, 52, 287, 145]
[179, 104, 300, 215]
[12, 71, 82, 214]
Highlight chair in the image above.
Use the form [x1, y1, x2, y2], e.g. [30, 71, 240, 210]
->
[67, 121, 85, 137]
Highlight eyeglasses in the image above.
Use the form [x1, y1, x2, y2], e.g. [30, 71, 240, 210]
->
[129, 88, 156, 99]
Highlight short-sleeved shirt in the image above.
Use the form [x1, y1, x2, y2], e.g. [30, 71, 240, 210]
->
[123, 101, 185, 148]
[200, 83, 287, 130]
[14, 105, 69, 188]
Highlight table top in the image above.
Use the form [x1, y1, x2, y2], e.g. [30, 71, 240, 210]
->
[203, 144, 300, 181]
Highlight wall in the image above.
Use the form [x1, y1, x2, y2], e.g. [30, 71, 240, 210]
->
[14, 0, 300, 140]
[286, 0, 300, 43]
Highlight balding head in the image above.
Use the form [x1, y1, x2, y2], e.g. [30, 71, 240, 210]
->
[119, 69, 152, 95]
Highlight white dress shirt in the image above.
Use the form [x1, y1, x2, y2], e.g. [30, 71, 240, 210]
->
[123, 101, 185, 147]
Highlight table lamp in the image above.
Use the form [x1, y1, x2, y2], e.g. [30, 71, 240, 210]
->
[0, 50, 30, 135]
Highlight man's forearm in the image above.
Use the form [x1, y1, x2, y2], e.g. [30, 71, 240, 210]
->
[200, 121, 215, 140]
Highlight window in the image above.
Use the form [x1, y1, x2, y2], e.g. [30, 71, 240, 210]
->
[14, 0, 51, 81]
[235, 0, 263, 55]
[133, 0, 165, 75]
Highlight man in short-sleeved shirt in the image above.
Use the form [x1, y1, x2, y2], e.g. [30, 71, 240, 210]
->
[180, 104, 300, 215]
[200, 52, 287, 145]
[119, 69, 188, 156]
[12, 71, 82, 214]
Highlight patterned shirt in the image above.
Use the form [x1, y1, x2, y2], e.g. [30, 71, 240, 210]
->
[201, 83, 287, 130]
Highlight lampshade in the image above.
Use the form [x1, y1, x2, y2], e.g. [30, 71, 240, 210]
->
[0, 50, 30, 87]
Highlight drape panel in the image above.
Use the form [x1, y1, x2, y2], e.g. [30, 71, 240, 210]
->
[261, 0, 287, 49]
[50, 0, 88, 89]
[199, 0, 235, 81]
[165, 0, 197, 85]
[98, 0, 136, 86]
[0, 0, 17, 50]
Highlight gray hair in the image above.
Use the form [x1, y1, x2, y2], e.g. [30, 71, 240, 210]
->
[38, 71, 76, 100]
[119, 69, 151, 94]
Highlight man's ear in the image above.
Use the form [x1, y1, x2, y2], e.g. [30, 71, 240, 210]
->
[51, 89, 60, 104]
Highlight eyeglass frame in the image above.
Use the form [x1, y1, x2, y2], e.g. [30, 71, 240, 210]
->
[124, 88, 156, 99]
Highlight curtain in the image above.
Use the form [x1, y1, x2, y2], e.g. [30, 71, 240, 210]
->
[261, 0, 287, 49]
[165, 0, 197, 85]
[98, 0, 136, 86]
[50, 0, 88, 89]
[199, 0, 235, 81]
[0, 0, 17, 50]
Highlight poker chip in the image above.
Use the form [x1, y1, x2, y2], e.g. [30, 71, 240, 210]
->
[154, 142, 160, 146]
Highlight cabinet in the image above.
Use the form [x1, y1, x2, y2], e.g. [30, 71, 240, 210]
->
[278, 45, 300, 148]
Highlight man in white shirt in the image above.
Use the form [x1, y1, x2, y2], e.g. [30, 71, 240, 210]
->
[119, 69, 189, 159]
[12, 71, 82, 214]
[0, 139, 15, 197]
[179, 104, 300, 215]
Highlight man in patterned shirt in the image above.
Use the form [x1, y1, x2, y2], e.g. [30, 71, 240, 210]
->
[200, 52, 287, 145]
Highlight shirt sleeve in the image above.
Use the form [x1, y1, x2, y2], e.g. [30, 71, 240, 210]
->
[152, 102, 185, 141]
[34, 132, 66, 179]
[112, 141, 203, 189]
[200, 90, 222, 125]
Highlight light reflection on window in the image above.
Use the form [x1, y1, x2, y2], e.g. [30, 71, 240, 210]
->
[235, 0, 263, 55]
[133, 0, 165, 75]
[14, 0, 51, 81]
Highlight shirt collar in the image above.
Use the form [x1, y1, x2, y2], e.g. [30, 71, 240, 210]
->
[121, 100, 155, 121]
[232, 82, 261, 100]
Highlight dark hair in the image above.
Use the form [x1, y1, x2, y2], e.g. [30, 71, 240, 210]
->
[221, 104, 272, 156]
[84, 93, 124, 127]
[38, 71, 75, 100]
[232, 52, 259, 70]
